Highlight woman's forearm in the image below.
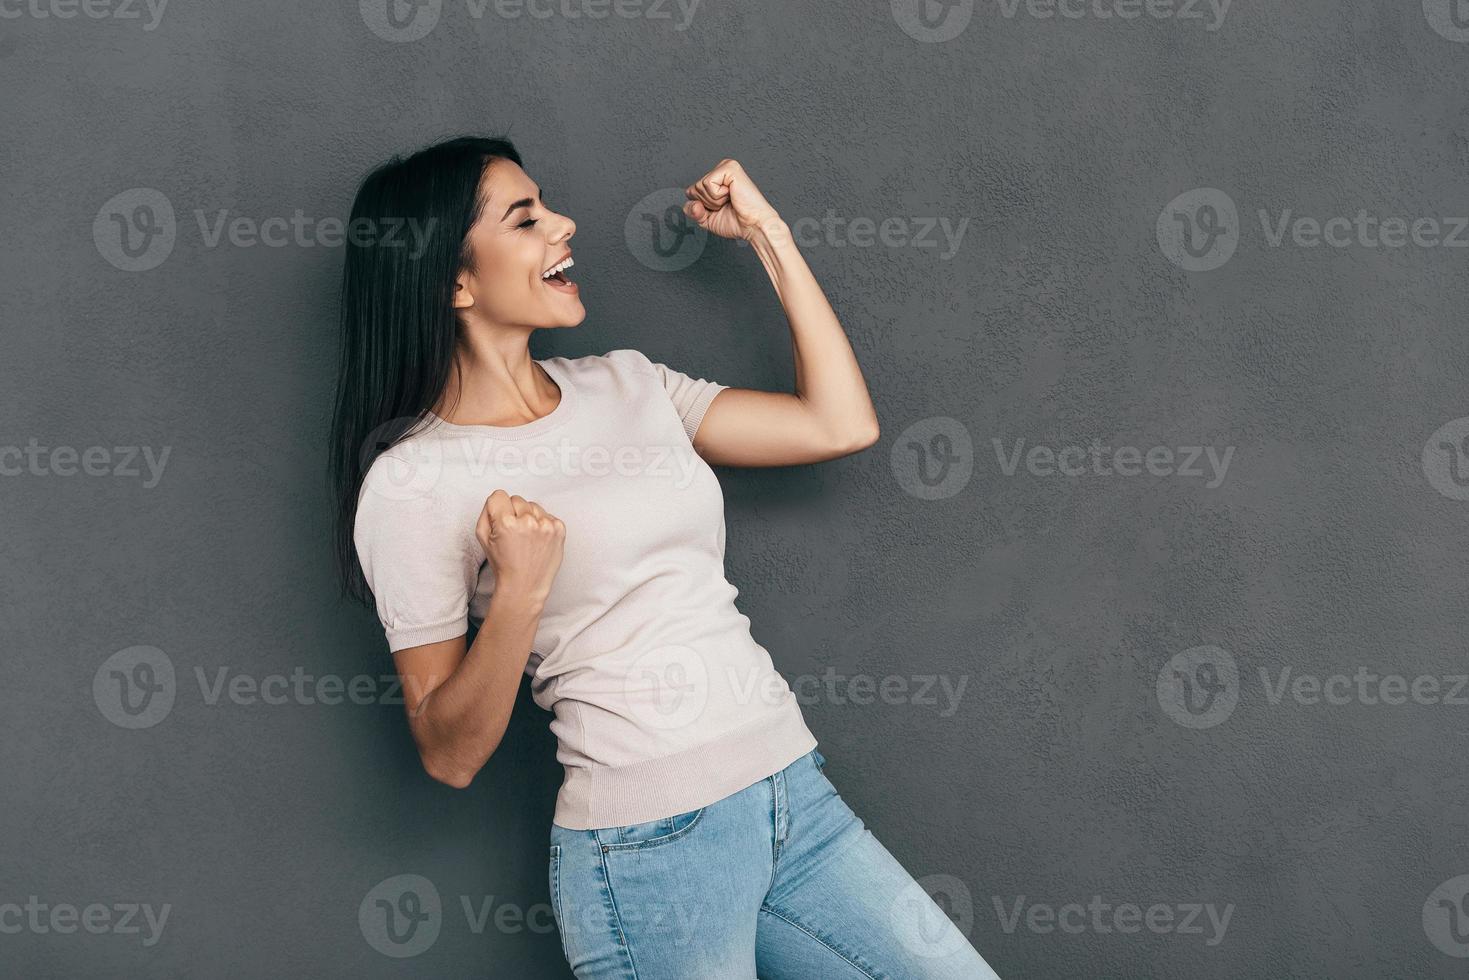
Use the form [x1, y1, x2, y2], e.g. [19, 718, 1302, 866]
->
[410, 589, 546, 787]
[746, 217, 880, 445]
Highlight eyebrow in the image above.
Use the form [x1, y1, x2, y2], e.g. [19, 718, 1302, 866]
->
[501, 186, 542, 221]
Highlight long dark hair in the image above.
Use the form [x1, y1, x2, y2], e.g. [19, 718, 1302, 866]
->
[329, 135, 522, 603]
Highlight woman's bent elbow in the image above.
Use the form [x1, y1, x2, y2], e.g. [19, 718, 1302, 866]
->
[422, 751, 481, 789]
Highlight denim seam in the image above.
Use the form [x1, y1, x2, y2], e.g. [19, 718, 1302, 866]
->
[548, 845, 567, 960]
[766, 775, 782, 894]
[759, 902, 882, 980]
[596, 843, 642, 979]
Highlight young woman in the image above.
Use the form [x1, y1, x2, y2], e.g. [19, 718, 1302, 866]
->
[329, 136, 1001, 979]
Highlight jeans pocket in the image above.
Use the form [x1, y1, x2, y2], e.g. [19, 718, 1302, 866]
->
[812, 747, 827, 771]
[595, 805, 705, 851]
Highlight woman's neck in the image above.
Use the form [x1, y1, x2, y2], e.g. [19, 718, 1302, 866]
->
[434, 330, 559, 427]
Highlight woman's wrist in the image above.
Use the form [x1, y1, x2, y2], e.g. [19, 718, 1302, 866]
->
[745, 214, 798, 279]
[489, 584, 549, 618]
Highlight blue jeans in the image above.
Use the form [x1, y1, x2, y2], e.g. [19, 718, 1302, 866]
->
[547, 748, 1002, 979]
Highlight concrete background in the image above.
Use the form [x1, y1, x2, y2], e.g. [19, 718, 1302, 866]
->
[4, 0, 1469, 976]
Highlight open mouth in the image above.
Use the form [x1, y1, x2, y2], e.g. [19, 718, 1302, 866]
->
[542, 256, 578, 293]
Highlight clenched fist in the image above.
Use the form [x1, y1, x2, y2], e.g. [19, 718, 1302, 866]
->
[475, 489, 565, 602]
[681, 158, 782, 242]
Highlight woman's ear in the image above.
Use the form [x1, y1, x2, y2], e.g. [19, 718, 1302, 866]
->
[452, 272, 474, 310]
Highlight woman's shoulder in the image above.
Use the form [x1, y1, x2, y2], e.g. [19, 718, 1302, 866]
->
[354, 422, 462, 519]
[549, 348, 658, 380]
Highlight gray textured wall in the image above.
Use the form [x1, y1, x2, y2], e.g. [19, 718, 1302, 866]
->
[4, 1, 1469, 977]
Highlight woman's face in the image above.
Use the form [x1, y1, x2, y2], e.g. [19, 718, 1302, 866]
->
[454, 158, 585, 330]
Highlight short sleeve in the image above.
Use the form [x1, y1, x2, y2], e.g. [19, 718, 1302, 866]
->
[606, 349, 728, 443]
[353, 450, 481, 652]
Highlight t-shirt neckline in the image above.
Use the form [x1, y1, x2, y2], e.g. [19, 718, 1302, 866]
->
[423, 358, 577, 441]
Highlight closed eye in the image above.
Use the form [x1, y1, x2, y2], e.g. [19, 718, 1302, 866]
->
[513, 189, 548, 230]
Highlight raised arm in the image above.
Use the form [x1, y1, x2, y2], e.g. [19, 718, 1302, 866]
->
[680, 159, 881, 467]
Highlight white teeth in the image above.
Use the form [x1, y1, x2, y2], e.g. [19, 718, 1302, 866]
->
[542, 257, 574, 279]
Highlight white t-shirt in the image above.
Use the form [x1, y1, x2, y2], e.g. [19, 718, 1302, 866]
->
[354, 349, 817, 829]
